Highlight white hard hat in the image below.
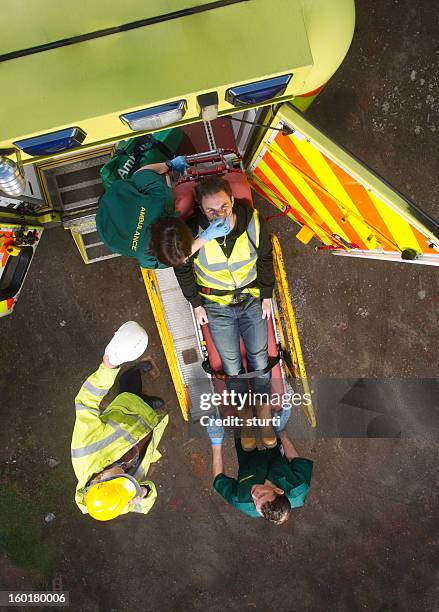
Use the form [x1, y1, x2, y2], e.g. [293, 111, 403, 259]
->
[105, 321, 148, 366]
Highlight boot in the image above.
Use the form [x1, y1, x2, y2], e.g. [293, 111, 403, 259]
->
[137, 361, 153, 374]
[256, 403, 277, 449]
[239, 405, 256, 452]
[143, 396, 165, 411]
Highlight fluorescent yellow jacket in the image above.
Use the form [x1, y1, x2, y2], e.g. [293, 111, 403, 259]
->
[193, 209, 261, 305]
[71, 363, 168, 515]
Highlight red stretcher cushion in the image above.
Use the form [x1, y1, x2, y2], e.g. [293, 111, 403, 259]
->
[174, 171, 253, 220]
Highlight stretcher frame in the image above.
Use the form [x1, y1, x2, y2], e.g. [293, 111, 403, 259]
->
[142, 216, 315, 427]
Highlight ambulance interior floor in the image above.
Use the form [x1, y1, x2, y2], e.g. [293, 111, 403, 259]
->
[1, 2, 439, 611]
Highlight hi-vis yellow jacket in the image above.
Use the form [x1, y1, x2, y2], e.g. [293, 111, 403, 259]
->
[71, 363, 168, 515]
[193, 209, 261, 306]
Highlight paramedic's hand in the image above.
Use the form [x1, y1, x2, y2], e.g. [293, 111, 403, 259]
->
[168, 156, 188, 173]
[206, 416, 225, 446]
[200, 217, 231, 242]
[194, 305, 209, 325]
[261, 299, 271, 320]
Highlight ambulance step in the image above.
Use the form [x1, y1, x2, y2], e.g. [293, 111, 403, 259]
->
[155, 268, 213, 422]
[63, 214, 120, 264]
[41, 153, 110, 213]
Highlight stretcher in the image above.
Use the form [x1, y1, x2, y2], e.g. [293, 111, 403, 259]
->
[142, 150, 315, 426]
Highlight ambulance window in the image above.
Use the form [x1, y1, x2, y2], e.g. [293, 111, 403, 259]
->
[14, 127, 86, 156]
[120, 100, 187, 131]
[226, 75, 292, 107]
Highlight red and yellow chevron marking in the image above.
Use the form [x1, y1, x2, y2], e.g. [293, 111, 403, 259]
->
[0, 298, 14, 315]
[249, 106, 439, 256]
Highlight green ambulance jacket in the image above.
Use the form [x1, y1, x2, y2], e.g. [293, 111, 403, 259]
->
[96, 169, 177, 269]
[71, 363, 168, 515]
[214, 454, 313, 518]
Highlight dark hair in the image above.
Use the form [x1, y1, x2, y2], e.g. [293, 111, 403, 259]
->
[195, 176, 233, 207]
[260, 494, 291, 525]
[149, 218, 193, 267]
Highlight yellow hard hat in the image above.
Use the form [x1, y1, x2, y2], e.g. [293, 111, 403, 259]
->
[85, 475, 140, 521]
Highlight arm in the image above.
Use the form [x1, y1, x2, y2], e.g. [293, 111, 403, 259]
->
[175, 216, 233, 320]
[72, 361, 120, 471]
[278, 431, 300, 462]
[191, 235, 208, 256]
[174, 258, 202, 307]
[135, 162, 169, 175]
[212, 444, 225, 479]
[256, 215, 275, 300]
[174, 215, 231, 313]
[173, 215, 203, 310]
[211, 441, 238, 503]
[74, 360, 120, 413]
[278, 436, 313, 507]
[190, 218, 231, 256]
[135, 156, 188, 177]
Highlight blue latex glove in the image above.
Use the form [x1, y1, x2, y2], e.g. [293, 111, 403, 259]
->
[168, 155, 188, 173]
[272, 407, 291, 434]
[200, 217, 231, 242]
[206, 416, 225, 445]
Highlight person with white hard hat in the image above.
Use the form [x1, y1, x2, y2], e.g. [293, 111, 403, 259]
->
[71, 321, 169, 521]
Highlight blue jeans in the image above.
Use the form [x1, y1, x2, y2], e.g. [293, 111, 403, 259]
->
[204, 296, 271, 398]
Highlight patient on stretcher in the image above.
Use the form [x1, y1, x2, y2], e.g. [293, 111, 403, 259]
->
[174, 174, 279, 448]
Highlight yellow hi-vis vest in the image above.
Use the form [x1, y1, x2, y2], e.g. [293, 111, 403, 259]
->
[194, 209, 261, 306]
[71, 363, 168, 515]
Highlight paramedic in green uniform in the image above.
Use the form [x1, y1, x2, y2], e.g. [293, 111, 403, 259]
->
[96, 157, 230, 269]
[207, 409, 313, 524]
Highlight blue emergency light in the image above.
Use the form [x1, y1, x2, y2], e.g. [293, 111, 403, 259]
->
[226, 74, 292, 107]
[14, 127, 86, 156]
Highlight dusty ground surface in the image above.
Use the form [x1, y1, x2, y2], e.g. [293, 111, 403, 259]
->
[0, 1, 438, 611]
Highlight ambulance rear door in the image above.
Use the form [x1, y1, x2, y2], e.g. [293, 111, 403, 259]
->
[247, 103, 439, 266]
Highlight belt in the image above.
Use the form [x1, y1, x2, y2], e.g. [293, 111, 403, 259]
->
[202, 345, 283, 380]
[198, 280, 258, 298]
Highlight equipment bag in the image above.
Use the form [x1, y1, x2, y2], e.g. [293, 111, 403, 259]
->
[100, 128, 183, 190]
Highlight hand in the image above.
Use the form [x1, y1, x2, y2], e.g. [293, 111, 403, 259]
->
[273, 406, 292, 434]
[261, 298, 271, 320]
[168, 155, 188, 173]
[194, 305, 208, 325]
[129, 486, 148, 507]
[200, 217, 231, 242]
[206, 416, 225, 446]
[102, 354, 117, 369]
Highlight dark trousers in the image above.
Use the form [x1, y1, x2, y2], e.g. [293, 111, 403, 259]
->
[118, 367, 148, 402]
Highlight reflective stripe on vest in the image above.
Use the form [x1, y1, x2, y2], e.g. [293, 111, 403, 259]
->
[71, 419, 137, 458]
[193, 210, 261, 305]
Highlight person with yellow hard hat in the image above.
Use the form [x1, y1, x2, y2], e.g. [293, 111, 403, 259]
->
[71, 321, 168, 521]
